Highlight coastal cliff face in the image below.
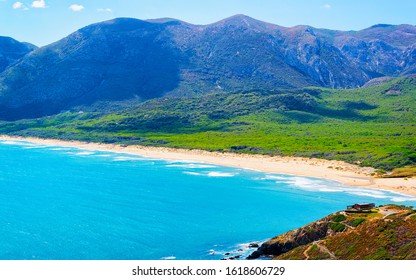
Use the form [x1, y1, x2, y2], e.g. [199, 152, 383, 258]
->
[249, 205, 416, 260]
[248, 214, 335, 259]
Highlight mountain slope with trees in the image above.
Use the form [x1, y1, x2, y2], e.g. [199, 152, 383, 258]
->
[0, 15, 415, 120]
[1, 76, 415, 171]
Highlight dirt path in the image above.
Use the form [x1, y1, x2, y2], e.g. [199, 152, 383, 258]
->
[315, 241, 337, 259]
[379, 209, 398, 219]
[303, 244, 313, 260]
[404, 213, 416, 221]
[303, 241, 337, 260]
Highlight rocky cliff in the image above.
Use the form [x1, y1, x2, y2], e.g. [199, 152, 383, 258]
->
[248, 205, 416, 260]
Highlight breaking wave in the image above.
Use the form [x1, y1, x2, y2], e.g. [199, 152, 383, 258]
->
[257, 174, 416, 202]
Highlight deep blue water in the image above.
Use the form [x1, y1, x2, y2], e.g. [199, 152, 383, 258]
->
[0, 140, 415, 260]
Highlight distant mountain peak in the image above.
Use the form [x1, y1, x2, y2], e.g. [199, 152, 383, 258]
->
[210, 14, 280, 32]
[76, 17, 157, 35]
[214, 14, 260, 25]
[0, 36, 37, 73]
[370, 24, 395, 29]
[100, 17, 145, 25]
[224, 14, 255, 21]
[0, 36, 37, 49]
[145, 17, 189, 25]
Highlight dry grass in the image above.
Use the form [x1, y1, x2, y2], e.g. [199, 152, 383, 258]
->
[266, 205, 416, 260]
[381, 166, 416, 178]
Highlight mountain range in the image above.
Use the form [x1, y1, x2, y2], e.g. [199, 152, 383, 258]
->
[0, 15, 416, 120]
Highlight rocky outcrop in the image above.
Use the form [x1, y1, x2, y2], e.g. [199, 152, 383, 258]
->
[248, 215, 335, 259]
[249, 205, 416, 260]
[361, 76, 395, 88]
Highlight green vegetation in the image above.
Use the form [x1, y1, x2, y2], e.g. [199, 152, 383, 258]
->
[332, 214, 346, 222]
[325, 205, 416, 260]
[307, 244, 332, 260]
[271, 205, 416, 260]
[329, 222, 346, 232]
[273, 246, 306, 260]
[1, 77, 415, 171]
[275, 243, 332, 260]
[350, 218, 366, 227]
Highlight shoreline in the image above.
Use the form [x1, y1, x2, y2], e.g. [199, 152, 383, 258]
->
[1, 135, 415, 197]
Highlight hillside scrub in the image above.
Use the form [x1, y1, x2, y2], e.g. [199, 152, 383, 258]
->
[1, 77, 415, 171]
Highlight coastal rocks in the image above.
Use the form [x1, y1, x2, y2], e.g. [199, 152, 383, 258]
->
[247, 217, 332, 259]
[221, 255, 242, 260]
[220, 242, 262, 260]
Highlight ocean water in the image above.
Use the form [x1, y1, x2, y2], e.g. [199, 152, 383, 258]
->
[0, 140, 415, 260]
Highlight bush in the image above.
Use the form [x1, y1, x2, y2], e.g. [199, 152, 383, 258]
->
[350, 218, 366, 227]
[329, 222, 346, 232]
[332, 214, 346, 222]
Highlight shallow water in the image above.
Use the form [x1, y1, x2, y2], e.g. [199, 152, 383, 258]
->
[0, 140, 414, 260]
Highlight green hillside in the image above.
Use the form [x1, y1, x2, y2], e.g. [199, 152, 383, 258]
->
[1, 76, 415, 171]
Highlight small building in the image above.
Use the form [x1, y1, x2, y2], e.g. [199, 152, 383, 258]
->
[346, 203, 375, 212]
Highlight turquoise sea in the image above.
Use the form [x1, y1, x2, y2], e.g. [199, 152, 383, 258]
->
[0, 140, 415, 260]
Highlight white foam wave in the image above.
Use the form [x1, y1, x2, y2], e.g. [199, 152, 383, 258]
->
[112, 156, 146, 161]
[65, 151, 95, 156]
[22, 146, 48, 149]
[183, 171, 236, 177]
[167, 163, 217, 169]
[207, 172, 236, 177]
[94, 154, 112, 158]
[166, 160, 197, 164]
[291, 177, 322, 188]
[76, 151, 95, 156]
[208, 249, 225, 255]
[0, 140, 46, 149]
[217, 240, 264, 260]
[314, 187, 343, 193]
[271, 176, 343, 193]
[1, 140, 29, 146]
[95, 153, 151, 160]
[345, 188, 388, 198]
[48, 147, 71, 151]
[262, 175, 290, 181]
[183, 171, 203, 176]
[260, 173, 416, 202]
[391, 197, 416, 202]
[161, 256, 176, 260]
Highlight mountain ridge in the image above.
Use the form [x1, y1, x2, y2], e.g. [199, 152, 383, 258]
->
[0, 15, 416, 120]
[0, 36, 37, 73]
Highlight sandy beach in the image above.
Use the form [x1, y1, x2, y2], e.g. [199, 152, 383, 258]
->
[1, 135, 415, 197]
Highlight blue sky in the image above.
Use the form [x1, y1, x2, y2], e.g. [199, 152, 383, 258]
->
[0, 0, 415, 46]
